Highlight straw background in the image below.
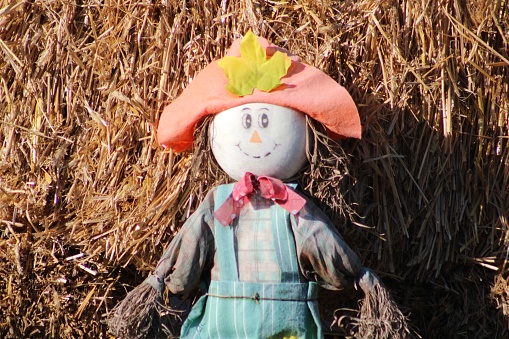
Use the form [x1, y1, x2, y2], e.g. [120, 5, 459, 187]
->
[1, 0, 508, 337]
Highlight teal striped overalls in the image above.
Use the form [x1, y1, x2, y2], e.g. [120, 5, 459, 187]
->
[181, 184, 322, 339]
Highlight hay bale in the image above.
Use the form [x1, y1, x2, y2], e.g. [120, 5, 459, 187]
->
[0, 0, 507, 337]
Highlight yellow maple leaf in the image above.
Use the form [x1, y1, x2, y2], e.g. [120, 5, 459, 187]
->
[218, 30, 292, 96]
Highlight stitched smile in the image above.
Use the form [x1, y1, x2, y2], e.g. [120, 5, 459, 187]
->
[236, 142, 280, 159]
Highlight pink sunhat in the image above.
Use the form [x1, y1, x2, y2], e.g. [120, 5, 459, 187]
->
[157, 31, 361, 153]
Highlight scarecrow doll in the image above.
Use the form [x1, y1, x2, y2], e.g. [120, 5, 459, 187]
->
[108, 31, 407, 339]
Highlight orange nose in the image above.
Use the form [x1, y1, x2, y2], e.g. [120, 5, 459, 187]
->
[250, 130, 262, 143]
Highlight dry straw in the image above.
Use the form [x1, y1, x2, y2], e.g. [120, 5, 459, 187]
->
[1, 0, 508, 338]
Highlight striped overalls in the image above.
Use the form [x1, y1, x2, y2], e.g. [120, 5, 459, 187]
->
[181, 184, 323, 339]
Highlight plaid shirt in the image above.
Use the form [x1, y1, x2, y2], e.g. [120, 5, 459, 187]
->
[154, 185, 362, 294]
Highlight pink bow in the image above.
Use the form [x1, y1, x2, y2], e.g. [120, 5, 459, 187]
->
[214, 172, 306, 226]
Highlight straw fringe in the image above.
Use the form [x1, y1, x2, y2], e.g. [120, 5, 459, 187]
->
[356, 270, 409, 339]
[107, 282, 175, 339]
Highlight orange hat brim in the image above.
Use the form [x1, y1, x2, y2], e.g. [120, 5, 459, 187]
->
[158, 37, 361, 152]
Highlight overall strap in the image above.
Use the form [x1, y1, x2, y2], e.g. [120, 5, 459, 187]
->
[271, 184, 301, 282]
[214, 184, 239, 282]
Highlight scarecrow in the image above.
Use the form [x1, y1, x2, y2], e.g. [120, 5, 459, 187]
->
[108, 31, 407, 339]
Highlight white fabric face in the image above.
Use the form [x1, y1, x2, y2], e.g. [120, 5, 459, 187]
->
[210, 103, 308, 181]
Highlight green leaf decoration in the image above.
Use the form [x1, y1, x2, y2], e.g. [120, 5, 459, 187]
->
[218, 30, 292, 96]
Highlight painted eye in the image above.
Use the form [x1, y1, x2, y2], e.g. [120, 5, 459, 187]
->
[258, 113, 269, 128]
[242, 113, 252, 128]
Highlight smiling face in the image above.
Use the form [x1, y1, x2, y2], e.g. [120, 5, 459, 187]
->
[210, 103, 308, 181]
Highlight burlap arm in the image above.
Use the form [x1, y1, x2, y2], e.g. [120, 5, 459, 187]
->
[290, 196, 362, 291]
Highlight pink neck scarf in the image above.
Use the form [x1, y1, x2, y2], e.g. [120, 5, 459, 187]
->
[214, 172, 306, 226]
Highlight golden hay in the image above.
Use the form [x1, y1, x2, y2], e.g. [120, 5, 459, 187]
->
[0, 0, 508, 338]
